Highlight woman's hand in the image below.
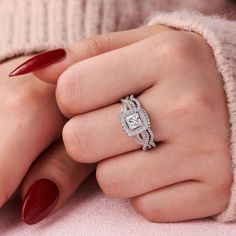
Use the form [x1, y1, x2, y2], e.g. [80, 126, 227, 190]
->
[12, 25, 233, 222]
[0, 57, 94, 224]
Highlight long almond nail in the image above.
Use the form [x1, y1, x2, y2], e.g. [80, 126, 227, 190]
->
[9, 49, 66, 77]
[21, 179, 59, 225]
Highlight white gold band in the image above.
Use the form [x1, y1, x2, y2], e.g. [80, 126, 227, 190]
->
[120, 95, 156, 151]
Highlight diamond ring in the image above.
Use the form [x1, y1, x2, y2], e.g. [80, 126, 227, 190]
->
[120, 94, 156, 151]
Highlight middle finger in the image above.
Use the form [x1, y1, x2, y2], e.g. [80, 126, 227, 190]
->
[56, 34, 165, 117]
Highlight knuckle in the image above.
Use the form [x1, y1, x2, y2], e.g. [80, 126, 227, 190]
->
[79, 34, 111, 57]
[56, 63, 90, 116]
[65, 47, 79, 62]
[159, 31, 204, 67]
[44, 156, 80, 188]
[8, 84, 43, 113]
[215, 166, 232, 192]
[170, 91, 215, 120]
[56, 68, 79, 117]
[201, 156, 233, 214]
[208, 186, 231, 216]
[62, 120, 84, 162]
[215, 190, 231, 214]
[96, 161, 122, 197]
[209, 166, 232, 213]
[131, 197, 160, 222]
[63, 119, 93, 163]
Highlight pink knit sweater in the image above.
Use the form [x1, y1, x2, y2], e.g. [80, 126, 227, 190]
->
[0, 0, 236, 223]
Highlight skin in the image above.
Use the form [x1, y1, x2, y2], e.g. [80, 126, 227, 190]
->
[39, 25, 233, 222]
[0, 56, 94, 214]
[0, 25, 233, 223]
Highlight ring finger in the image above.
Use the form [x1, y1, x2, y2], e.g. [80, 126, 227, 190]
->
[63, 88, 171, 163]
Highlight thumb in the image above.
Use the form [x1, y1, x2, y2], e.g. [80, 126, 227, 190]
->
[9, 25, 170, 84]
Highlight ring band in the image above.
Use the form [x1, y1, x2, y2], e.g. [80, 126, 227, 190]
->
[120, 94, 156, 151]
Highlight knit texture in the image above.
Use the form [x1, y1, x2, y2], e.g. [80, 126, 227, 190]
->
[0, 0, 142, 62]
[0, 0, 235, 224]
[0, 0, 227, 62]
[148, 11, 236, 223]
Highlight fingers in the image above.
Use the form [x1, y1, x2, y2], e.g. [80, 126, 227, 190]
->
[63, 103, 139, 163]
[131, 181, 222, 223]
[21, 140, 95, 225]
[62, 88, 172, 163]
[0, 56, 65, 208]
[33, 25, 171, 83]
[56, 32, 170, 117]
[96, 144, 200, 198]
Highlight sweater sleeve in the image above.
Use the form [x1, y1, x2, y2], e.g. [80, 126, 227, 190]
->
[147, 10, 236, 223]
[0, 0, 228, 63]
[0, 0, 148, 63]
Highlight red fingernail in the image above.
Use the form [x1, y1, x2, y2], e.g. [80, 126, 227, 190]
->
[21, 179, 59, 225]
[9, 48, 66, 77]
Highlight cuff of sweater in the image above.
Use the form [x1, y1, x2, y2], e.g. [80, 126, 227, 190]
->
[147, 10, 236, 223]
[0, 0, 143, 63]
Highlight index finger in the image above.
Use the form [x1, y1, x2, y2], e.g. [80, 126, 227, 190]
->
[9, 25, 171, 83]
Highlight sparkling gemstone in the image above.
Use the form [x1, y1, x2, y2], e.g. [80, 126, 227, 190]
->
[125, 113, 143, 130]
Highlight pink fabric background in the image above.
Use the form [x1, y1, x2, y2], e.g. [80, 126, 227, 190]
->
[0, 175, 235, 236]
[0, 1, 235, 234]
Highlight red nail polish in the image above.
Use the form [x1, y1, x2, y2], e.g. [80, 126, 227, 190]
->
[9, 48, 66, 77]
[21, 179, 59, 225]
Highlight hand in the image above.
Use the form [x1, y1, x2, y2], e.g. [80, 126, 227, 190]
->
[0, 57, 94, 224]
[12, 25, 233, 222]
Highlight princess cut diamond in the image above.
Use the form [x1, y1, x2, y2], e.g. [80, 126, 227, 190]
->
[125, 113, 143, 130]
[120, 107, 149, 136]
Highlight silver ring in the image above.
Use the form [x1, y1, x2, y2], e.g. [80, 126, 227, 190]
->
[120, 94, 156, 151]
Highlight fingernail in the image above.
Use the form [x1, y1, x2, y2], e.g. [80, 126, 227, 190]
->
[21, 179, 59, 225]
[9, 48, 66, 77]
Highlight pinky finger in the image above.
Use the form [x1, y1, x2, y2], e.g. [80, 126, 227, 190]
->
[20, 140, 95, 225]
[130, 180, 226, 223]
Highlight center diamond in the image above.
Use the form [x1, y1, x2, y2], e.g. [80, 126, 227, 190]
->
[125, 113, 143, 130]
